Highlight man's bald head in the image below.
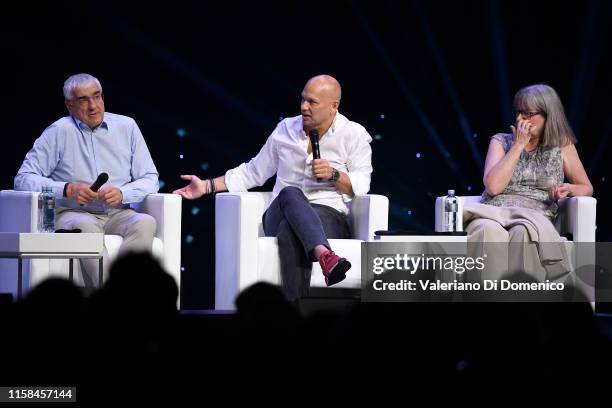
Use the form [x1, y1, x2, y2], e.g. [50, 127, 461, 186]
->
[301, 75, 342, 134]
[304, 75, 342, 102]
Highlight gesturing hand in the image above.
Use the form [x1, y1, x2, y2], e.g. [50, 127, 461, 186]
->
[172, 175, 208, 200]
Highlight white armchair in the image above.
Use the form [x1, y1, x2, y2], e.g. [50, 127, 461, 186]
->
[215, 192, 389, 310]
[434, 195, 597, 242]
[435, 195, 597, 304]
[0, 190, 182, 302]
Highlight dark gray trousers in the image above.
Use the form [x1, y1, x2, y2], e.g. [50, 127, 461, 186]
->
[263, 187, 351, 301]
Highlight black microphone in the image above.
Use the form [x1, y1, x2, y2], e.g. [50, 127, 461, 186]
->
[309, 129, 321, 181]
[90, 172, 109, 192]
[309, 129, 320, 160]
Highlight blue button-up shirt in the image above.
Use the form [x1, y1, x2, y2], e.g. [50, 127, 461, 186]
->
[15, 112, 159, 213]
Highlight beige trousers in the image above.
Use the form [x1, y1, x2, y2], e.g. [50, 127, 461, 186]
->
[55, 208, 156, 286]
[466, 218, 548, 282]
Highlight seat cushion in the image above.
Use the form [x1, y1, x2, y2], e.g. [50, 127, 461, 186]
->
[104, 235, 164, 260]
[104, 235, 124, 260]
[257, 237, 362, 289]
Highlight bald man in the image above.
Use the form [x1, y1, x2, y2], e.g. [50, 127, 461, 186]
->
[175, 75, 373, 302]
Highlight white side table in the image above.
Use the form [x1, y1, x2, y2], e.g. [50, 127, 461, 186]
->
[374, 233, 467, 244]
[0, 233, 104, 299]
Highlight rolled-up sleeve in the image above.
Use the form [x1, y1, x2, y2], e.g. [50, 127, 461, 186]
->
[224, 129, 279, 192]
[345, 126, 373, 196]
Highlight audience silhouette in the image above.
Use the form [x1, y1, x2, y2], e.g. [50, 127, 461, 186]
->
[0, 258, 610, 399]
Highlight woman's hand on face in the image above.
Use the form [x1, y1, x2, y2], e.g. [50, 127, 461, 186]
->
[510, 119, 536, 149]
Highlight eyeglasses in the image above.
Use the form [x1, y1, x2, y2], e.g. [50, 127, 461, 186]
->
[72, 92, 104, 107]
[513, 109, 541, 119]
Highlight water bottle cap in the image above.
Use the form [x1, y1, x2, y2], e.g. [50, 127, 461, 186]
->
[448, 189, 455, 195]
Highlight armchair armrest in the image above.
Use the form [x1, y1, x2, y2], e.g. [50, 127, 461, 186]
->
[555, 196, 597, 242]
[0, 190, 39, 232]
[350, 194, 389, 241]
[132, 193, 183, 277]
[215, 192, 267, 309]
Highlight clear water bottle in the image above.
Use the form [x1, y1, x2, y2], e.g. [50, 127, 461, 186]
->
[443, 189, 459, 232]
[38, 187, 56, 233]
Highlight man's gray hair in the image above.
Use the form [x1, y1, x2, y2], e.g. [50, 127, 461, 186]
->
[63, 73, 102, 100]
[513, 84, 576, 148]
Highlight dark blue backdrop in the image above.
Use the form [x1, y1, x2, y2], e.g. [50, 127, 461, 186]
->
[2, 0, 610, 308]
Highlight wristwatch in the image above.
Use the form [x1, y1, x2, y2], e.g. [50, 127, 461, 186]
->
[330, 168, 340, 182]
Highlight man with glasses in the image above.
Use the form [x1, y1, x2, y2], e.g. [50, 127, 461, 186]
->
[14, 73, 159, 287]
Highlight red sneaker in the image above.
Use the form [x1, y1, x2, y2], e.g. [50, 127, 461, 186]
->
[319, 250, 351, 286]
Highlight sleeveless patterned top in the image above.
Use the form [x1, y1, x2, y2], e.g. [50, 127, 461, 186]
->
[481, 133, 564, 220]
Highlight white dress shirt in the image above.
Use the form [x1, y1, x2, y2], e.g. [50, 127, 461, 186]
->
[224, 112, 373, 214]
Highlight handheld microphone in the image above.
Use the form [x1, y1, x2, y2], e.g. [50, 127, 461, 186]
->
[309, 129, 321, 181]
[309, 129, 320, 160]
[90, 172, 109, 192]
